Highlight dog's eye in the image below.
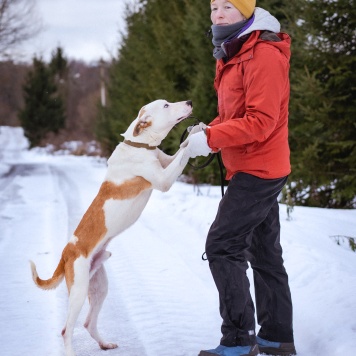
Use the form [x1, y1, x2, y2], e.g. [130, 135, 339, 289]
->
[164, 104, 169, 108]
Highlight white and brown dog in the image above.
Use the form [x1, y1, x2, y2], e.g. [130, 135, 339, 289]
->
[30, 99, 193, 356]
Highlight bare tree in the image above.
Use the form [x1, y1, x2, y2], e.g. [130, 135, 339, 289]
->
[0, 0, 41, 58]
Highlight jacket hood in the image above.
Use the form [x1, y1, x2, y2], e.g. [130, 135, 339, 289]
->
[239, 7, 280, 37]
[236, 7, 291, 61]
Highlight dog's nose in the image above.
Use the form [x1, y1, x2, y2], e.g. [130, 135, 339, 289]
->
[186, 100, 193, 107]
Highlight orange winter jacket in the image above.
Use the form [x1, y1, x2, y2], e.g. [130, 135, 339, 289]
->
[206, 30, 291, 180]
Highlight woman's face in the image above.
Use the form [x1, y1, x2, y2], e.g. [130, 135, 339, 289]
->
[210, 0, 245, 25]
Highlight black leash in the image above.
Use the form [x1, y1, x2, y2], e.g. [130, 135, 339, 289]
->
[180, 122, 226, 262]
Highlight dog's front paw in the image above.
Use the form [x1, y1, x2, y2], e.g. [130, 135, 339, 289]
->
[100, 342, 118, 350]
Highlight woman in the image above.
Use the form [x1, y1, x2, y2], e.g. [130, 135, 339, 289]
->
[183, 1, 297, 355]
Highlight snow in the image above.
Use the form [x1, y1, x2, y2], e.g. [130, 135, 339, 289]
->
[0, 126, 355, 356]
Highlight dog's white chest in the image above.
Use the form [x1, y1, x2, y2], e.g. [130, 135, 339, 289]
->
[103, 190, 153, 236]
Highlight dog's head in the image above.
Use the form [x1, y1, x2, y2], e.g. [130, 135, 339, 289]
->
[122, 100, 193, 146]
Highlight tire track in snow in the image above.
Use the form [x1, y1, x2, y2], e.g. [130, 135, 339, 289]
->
[0, 163, 67, 356]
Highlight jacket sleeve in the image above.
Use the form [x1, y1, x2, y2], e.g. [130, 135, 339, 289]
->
[207, 43, 289, 150]
[208, 116, 221, 126]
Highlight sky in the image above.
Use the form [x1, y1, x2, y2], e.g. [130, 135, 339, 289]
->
[1, 126, 356, 356]
[21, 0, 135, 63]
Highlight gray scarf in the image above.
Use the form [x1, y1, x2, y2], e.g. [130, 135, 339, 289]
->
[211, 19, 249, 59]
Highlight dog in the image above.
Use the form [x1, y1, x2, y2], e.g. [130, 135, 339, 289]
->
[30, 99, 193, 356]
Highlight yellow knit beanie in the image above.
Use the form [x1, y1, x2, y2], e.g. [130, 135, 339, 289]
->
[210, 0, 256, 19]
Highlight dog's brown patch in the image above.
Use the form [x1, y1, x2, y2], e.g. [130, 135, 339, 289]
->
[133, 119, 152, 137]
[74, 176, 151, 255]
[59, 177, 152, 288]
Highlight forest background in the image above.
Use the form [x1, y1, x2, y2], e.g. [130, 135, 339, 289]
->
[0, 0, 355, 208]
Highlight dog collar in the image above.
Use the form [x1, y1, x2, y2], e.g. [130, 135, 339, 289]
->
[123, 140, 157, 150]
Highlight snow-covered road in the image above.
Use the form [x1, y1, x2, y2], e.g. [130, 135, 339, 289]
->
[1, 127, 356, 356]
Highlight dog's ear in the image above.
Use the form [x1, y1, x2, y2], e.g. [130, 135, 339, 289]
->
[133, 115, 152, 137]
[138, 106, 146, 119]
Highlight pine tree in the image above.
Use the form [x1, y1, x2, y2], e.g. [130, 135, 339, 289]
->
[19, 56, 65, 147]
[49, 46, 68, 83]
[96, 0, 219, 180]
[49, 46, 68, 119]
[288, 0, 356, 208]
[97, 0, 191, 155]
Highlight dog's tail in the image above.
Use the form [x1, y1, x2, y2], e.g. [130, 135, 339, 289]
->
[30, 258, 65, 290]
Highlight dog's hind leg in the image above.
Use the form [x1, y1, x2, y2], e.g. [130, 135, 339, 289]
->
[62, 257, 90, 356]
[84, 252, 118, 350]
[89, 249, 111, 279]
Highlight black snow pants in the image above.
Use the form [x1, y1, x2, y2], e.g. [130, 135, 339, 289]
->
[205, 172, 294, 347]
